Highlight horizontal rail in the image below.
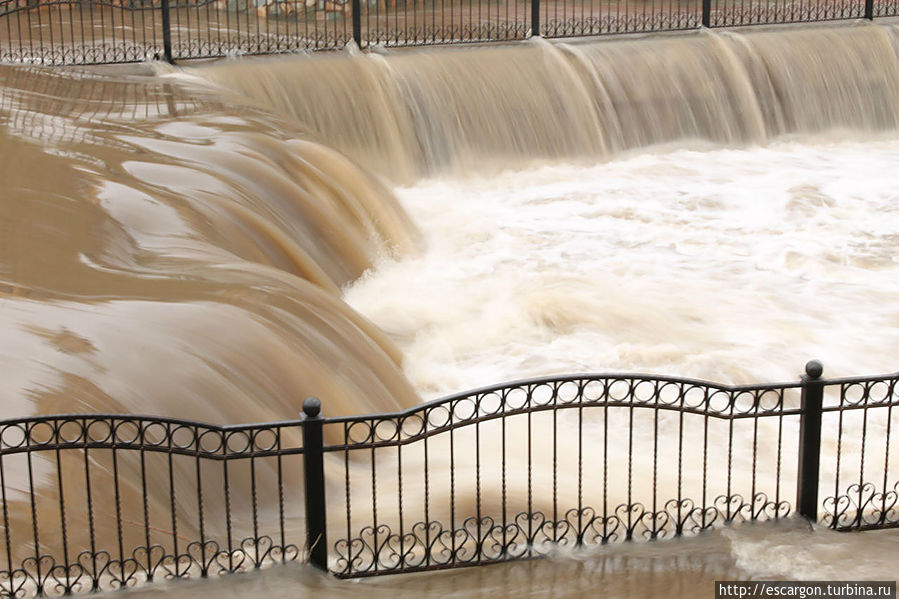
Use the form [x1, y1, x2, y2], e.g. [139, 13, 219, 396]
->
[325, 371, 804, 422]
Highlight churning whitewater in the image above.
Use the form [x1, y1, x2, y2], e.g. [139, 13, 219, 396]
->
[0, 21, 898, 594]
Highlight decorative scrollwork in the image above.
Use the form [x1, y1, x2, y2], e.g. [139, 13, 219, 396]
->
[543, 12, 696, 37]
[822, 481, 899, 530]
[366, 21, 528, 46]
[0, 535, 300, 596]
[332, 491, 793, 576]
[713, 0, 863, 26]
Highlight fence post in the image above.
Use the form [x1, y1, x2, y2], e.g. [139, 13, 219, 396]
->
[701, 0, 711, 28]
[865, 0, 874, 20]
[531, 0, 540, 37]
[301, 397, 328, 571]
[796, 360, 824, 522]
[352, 0, 362, 48]
[160, 0, 174, 64]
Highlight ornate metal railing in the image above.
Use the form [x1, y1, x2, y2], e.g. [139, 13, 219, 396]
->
[0, 361, 897, 595]
[0, 416, 306, 596]
[0, 0, 897, 65]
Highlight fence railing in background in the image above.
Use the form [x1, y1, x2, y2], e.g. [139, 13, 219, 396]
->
[0, 0, 897, 65]
[0, 361, 896, 596]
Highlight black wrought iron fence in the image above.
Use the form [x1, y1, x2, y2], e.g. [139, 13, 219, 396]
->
[0, 0, 897, 65]
[0, 361, 896, 596]
[0, 416, 307, 596]
[320, 372, 804, 577]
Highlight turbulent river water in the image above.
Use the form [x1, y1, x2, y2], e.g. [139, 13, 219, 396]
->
[1, 19, 898, 597]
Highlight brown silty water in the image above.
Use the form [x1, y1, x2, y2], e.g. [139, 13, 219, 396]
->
[1, 21, 898, 596]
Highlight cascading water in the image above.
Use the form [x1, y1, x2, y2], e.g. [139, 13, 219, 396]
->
[0, 66, 421, 422]
[1, 20, 898, 596]
[191, 23, 899, 179]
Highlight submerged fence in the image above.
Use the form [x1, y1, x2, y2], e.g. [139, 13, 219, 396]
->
[0, 361, 896, 596]
[0, 0, 897, 64]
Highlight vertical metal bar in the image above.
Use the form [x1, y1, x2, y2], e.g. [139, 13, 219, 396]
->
[676, 391, 684, 535]
[66, 0, 75, 64]
[477, 0, 482, 40]
[167, 430, 179, 572]
[552, 391, 557, 544]
[397, 420, 405, 568]
[223, 458, 234, 572]
[343, 424, 352, 573]
[54, 446, 70, 591]
[0, 453, 12, 596]
[881, 383, 895, 526]
[751, 396, 759, 519]
[301, 398, 328, 571]
[26, 442, 42, 594]
[277, 432, 286, 564]
[34, 0, 45, 64]
[47, 0, 56, 63]
[531, 0, 539, 35]
[475, 414, 481, 563]
[449, 409, 456, 561]
[701, 0, 711, 27]
[865, 0, 874, 20]
[254, 0, 261, 51]
[651, 386, 659, 538]
[797, 360, 824, 522]
[500, 393, 507, 552]
[205, 0, 214, 55]
[369, 428, 378, 571]
[775, 406, 784, 519]
[194, 428, 206, 576]
[577, 393, 583, 544]
[602, 402, 608, 541]
[726, 397, 735, 521]
[22, 2, 32, 64]
[701, 390, 710, 529]
[526, 406, 532, 550]
[626, 400, 633, 540]
[422, 417, 430, 565]
[160, 0, 174, 63]
[352, 0, 362, 46]
[833, 389, 845, 528]
[112, 442, 125, 576]
[250, 450, 259, 562]
[226, 0, 234, 53]
[856, 387, 870, 529]
[126, 0, 137, 61]
[3, 3, 11, 63]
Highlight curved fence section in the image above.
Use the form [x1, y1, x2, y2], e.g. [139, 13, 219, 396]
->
[0, 362, 897, 595]
[321, 373, 805, 577]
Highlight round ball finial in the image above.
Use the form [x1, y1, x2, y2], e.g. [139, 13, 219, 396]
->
[805, 360, 824, 380]
[303, 397, 322, 418]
